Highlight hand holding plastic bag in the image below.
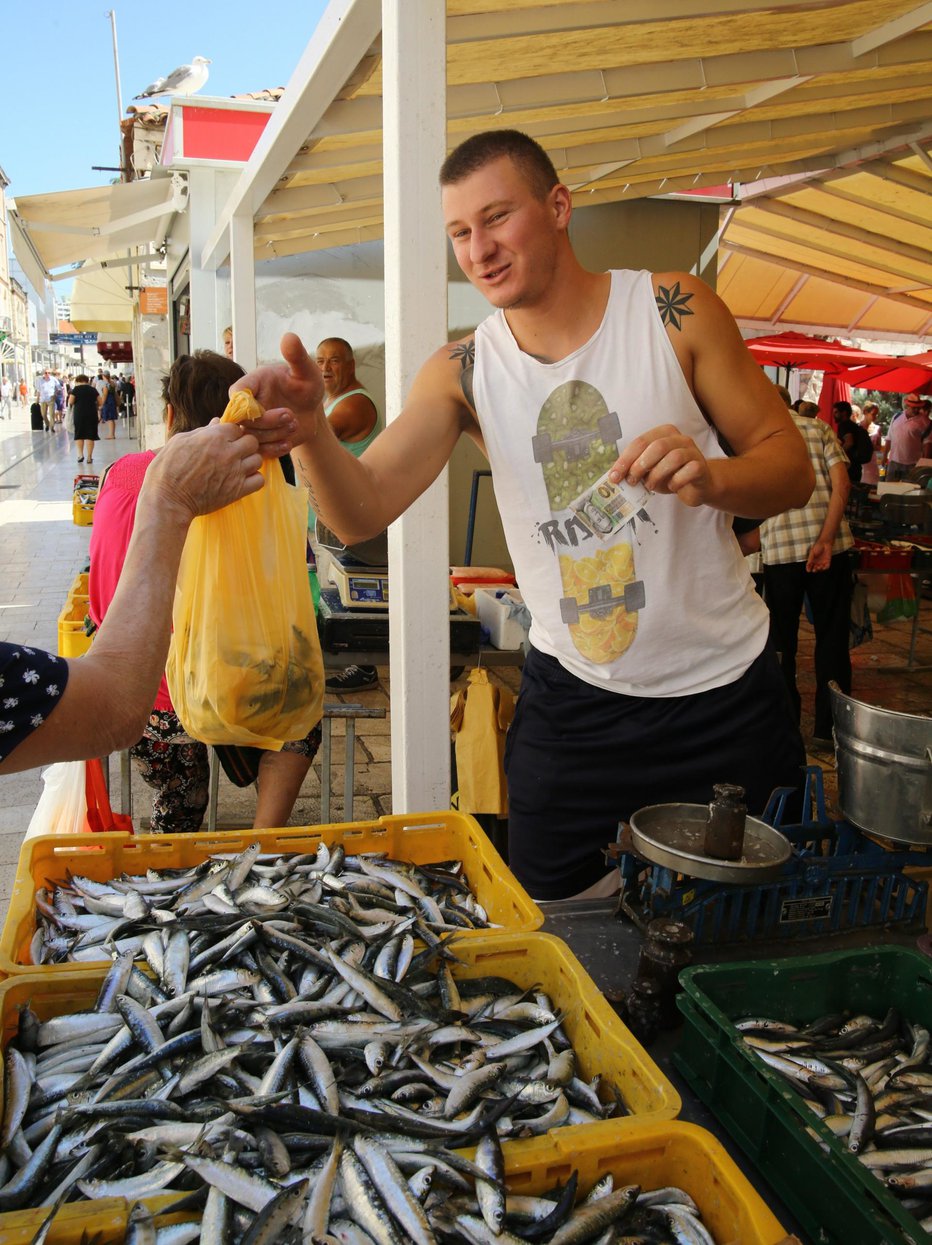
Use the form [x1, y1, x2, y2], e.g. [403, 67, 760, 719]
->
[166, 391, 323, 748]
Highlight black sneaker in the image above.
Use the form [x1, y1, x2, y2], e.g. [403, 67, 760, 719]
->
[326, 664, 379, 693]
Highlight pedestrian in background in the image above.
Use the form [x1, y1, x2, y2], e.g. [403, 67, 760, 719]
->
[885, 393, 932, 481]
[68, 373, 100, 465]
[858, 401, 882, 486]
[760, 388, 853, 744]
[36, 369, 57, 432]
[315, 335, 382, 694]
[0, 376, 13, 419]
[98, 371, 118, 440]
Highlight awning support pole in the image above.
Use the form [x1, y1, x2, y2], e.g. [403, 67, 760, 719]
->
[382, 0, 450, 813]
[230, 211, 257, 370]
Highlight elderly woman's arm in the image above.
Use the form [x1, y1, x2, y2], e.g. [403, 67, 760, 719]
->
[0, 423, 263, 774]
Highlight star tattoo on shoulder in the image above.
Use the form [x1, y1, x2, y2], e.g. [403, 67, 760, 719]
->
[655, 281, 695, 331]
[449, 339, 476, 409]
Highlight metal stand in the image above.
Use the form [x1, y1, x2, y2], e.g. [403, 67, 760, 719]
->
[161, 703, 390, 833]
[463, 469, 492, 565]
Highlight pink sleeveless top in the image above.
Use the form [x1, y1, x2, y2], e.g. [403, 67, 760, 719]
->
[88, 451, 174, 712]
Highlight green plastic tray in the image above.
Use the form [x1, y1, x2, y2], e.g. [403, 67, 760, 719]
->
[675, 946, 932, 1245]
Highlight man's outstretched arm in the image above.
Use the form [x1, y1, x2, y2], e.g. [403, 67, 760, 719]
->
[235, 332, 475, 545]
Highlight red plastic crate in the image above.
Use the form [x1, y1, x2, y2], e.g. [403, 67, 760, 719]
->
[854, 539, 913, 571]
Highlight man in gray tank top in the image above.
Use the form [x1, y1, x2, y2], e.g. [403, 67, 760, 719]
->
[237, 131, 814, 901]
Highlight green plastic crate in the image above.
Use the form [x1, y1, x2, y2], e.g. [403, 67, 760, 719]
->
[675, 946, 932, 1245]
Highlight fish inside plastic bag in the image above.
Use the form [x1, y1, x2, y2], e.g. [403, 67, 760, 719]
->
[166, 390, 323, 748]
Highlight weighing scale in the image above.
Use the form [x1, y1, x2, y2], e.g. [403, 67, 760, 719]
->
[317, 589, 482, 655]
[329, 552, 390, 609]
[612, 767, 932, 945]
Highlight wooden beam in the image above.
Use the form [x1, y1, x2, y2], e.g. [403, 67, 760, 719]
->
[720, 240, 932, 312]
[850, 2, 932, 57]
[748, 199, 932, 269]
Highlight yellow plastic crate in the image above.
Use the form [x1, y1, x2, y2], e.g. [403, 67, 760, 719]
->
[0, 813, 544, 974]
[451, 932, 680, 1132]
[56, 597, 92, 658]
[0, 970, 751, 1243]
[0, 1125, 787, 1245]
[0, 936, 677, 1130]
[72, 496, 95, 526]
[0, 935, 682, 1238]
[0, 1125, 787, 1244]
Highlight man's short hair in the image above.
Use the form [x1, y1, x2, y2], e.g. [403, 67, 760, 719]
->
[317, 337, 354, 359]
[833, 401, 853, 419]
[162, 349, 244, 434]
[440, 129, 559, 201]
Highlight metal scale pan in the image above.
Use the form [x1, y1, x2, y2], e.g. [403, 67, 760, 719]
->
[628, 803, 792, 884]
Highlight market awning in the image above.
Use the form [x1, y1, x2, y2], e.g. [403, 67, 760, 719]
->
[70, 265, 134, 333]
[202, 0, 932, 347]
[96, 337, 134, 364]
[719, 150, 932, 340]
[8, 174, 186, 281]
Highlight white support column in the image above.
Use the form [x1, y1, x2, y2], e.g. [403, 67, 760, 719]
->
[382, 0, 450, 813]
[188, 167, 239, 352]
[230, 211, 257, 370]
[187, 168, 218, 352]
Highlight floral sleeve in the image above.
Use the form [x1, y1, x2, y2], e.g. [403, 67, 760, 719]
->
[0, 643, 70, 763]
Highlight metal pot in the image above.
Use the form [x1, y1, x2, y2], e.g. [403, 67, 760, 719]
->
[880, 493, 930, 531]
[830, 683, 932, 845]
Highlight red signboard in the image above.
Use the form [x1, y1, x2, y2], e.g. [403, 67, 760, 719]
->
[179, 106, 271, 163]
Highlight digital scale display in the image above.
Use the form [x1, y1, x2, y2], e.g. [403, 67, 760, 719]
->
[349, 577, 389, 603]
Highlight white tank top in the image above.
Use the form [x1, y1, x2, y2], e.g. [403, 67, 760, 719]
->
[471, 269, 769, 697]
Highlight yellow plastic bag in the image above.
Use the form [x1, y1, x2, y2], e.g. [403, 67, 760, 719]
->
[166, 391, 324, 748]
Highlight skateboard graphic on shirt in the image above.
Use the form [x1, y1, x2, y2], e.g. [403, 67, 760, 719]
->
[534, 380, 648, 663]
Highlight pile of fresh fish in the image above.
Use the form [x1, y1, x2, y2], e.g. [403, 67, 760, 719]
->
[13, 1166, 720, 1244]
[0, 840, 640, 1235]
[738, 1008, 932, 1233]
[30, 841, 497, 966]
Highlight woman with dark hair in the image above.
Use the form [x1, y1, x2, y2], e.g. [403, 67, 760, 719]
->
[68, 373, 101, 464]
[89, 350, 323, 832]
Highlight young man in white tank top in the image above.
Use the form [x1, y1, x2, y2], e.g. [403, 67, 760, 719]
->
[238, 131, 814, 902]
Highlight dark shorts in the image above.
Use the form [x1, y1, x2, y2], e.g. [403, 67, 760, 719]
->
[504, 644, 806, 900]
[214, 724, 322, 788]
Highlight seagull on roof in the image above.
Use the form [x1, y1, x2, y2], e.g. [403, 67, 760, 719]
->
[134, 55, 211, 99]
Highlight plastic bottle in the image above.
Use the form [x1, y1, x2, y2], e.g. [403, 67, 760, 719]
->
[308, 563, 321, 615]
